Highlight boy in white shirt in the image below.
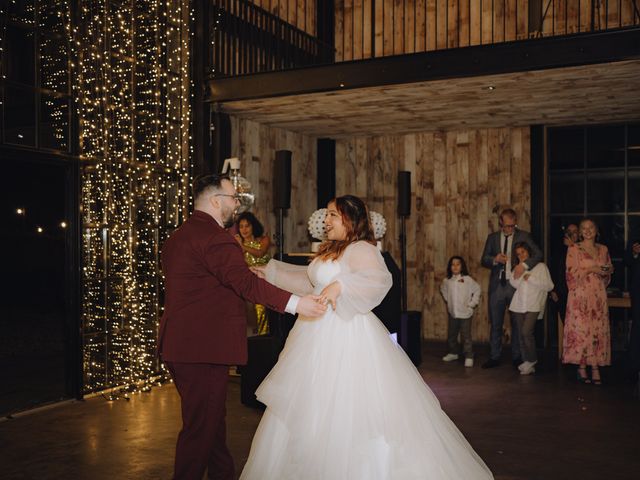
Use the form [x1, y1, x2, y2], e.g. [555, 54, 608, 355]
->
[440, 256, 482, 367]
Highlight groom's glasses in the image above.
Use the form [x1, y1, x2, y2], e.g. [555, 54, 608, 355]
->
[215, 193, 240, 201]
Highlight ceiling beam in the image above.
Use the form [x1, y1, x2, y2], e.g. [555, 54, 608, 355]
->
[207, 27, 640, 103]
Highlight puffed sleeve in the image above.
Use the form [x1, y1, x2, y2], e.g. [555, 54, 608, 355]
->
[264, 259, 314, 297]
[333, 241, 393, 319]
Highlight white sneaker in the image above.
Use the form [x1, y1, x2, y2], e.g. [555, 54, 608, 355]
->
[519, 361, 537, 375]
[464, 358, 474, 368]
[442, 353, 459, 362]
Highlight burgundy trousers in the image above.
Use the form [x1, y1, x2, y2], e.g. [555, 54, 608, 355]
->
[166, 362, 234, 480]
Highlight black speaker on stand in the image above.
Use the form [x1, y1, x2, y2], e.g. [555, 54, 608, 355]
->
[398, 171, 422, 366]
[273, 150, 292, 260]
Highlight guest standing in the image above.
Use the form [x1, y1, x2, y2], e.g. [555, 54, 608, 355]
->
[509, 242, 554, 375]
[562, 218, 612, 385]
[549, 223, 579, 323]
[235, 212, 272, 335]
[440, 256, 481, 368]
[481, 208, 543, 368]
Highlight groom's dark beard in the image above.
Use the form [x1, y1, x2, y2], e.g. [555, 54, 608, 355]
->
[222, 210, 236, 228]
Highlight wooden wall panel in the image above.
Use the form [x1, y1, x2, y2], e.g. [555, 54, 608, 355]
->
[335, 0, 637, 60]
[249, 0, 316, 35]
[334, 126, 532, 343]
[343, 0, 354, 61]
[230, 117, 317, 253]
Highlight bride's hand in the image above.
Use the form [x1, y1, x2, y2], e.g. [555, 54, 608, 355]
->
[319, 281, 341, 310]
[249, 266, 267, 279]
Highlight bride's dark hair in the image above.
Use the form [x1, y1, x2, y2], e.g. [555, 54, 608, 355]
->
[315, 195, 376, 261]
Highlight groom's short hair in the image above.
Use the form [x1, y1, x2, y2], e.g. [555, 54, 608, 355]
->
[193, 174, 228, 200]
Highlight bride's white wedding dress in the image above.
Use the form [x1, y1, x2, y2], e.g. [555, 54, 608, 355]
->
[240, 241, 493, 480]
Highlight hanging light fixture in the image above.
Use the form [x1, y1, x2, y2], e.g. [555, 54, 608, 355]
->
[221, 157, 254, 214]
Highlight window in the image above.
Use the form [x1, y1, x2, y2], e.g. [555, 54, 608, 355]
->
[548, 123, 639, 295]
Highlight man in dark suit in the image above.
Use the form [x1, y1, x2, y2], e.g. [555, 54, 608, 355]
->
[159, 174, 326, 480]
[480, 208, 543, 368]
[625, 239, 640, 377]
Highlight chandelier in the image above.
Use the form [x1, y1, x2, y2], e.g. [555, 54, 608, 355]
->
[221, 157, 255, 214]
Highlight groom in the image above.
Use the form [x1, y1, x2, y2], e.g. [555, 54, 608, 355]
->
[159, 174, 326, 480]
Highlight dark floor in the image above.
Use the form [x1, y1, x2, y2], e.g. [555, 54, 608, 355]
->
[1, 343, 638, 480]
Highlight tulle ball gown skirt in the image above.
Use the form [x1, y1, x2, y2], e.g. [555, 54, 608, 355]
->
[240, 310, 494, 480]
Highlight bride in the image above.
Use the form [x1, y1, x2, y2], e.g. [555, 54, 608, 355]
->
[240, 195, 493, 480]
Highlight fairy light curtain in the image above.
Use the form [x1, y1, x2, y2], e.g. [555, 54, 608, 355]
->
[75, 0, 192, 393]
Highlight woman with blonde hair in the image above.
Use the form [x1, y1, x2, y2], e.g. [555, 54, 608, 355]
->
[562, 218, 612, 385]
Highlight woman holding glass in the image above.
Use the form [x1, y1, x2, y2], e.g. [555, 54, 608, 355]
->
[562, 218, 612, 385]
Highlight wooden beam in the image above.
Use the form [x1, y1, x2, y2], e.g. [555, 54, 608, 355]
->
[207, 27, 640, 102]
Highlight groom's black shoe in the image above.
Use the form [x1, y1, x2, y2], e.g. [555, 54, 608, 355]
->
[512, 357, 523, 368]
[481, 359, 501, 369]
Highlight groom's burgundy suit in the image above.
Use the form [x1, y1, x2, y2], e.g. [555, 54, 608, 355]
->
[159, 210, 290, 480]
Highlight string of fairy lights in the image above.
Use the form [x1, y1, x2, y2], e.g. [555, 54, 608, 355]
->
[72, 0, 193, 395]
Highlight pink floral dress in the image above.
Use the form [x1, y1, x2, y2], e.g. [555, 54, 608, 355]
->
[562, 243, 611, 366]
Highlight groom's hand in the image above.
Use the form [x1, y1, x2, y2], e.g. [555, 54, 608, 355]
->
[296, 295, 327, 317]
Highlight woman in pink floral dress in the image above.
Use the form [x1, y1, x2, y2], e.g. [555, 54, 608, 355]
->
[562, 218, 612, 385]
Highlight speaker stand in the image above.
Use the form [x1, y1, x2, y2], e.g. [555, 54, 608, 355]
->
[271, 207, 286, 338]
[275, 207, 285, 261]
[400, 215, 408, 311]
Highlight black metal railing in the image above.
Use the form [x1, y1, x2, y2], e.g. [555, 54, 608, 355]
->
[208, 0, 334, 78]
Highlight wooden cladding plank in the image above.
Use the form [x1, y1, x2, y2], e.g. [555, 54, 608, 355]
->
[363, 0, 373, 58]
[335, 0, 345, 61]
[505, 0, 517, 40]
[375, 0, 384, 56]
[622, 0, 635, 27]
[415, 0, 427, 52]
[354, 0, 364, 60]
[394, 0, 405, 55]
[447, 0, 459, 48]
[481, 0, 493, 44]
[516, 0, 528, 38]
[383, 0, 394, 56]
[426, 0, 437, 51]
[459, 0, 470, 47]
[436, 0, 448, 49]
[344, 0, 354, 61]
[470, 0, 481, 45]
[405, 0, 416, 54]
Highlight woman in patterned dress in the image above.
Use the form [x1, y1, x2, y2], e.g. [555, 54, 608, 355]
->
[235, 212, 272, 335]
[562, 218, 612, 385]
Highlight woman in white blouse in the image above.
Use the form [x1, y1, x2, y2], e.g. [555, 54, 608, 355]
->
[509, 242, 554, 375]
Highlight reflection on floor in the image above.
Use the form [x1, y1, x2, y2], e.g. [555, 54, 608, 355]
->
[1, 343, 639, 480]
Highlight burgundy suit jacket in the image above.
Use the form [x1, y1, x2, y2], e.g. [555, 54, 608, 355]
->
[158, 210, 291, 365]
